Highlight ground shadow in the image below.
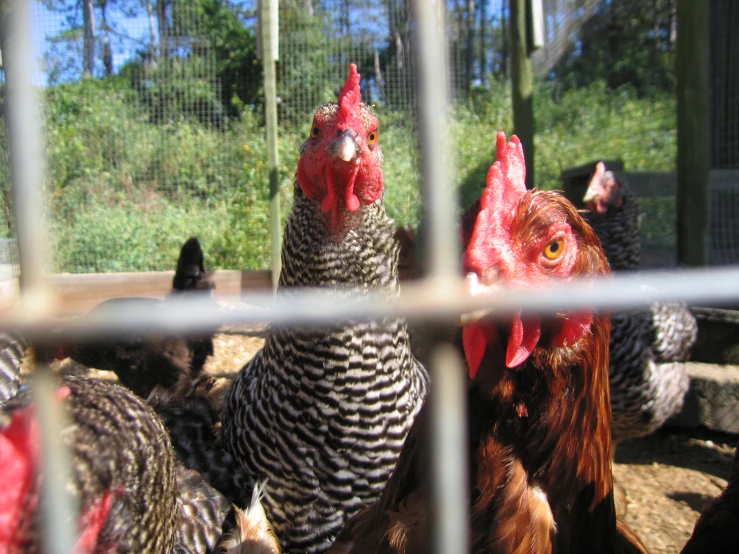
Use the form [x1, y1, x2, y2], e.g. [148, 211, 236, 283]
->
[615, 427, 737, 480]
[667, 491, 717, 514]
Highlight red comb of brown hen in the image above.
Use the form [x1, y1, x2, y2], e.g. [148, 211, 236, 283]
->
[465, 132, 527, 275]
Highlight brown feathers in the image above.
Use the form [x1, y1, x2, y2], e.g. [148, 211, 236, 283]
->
[217, 482, 282, 554]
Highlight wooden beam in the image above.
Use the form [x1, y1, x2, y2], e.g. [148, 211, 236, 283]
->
[676, 0, 710, 266]
[510, 0, 535, 188]
[0, 270, 273, 316]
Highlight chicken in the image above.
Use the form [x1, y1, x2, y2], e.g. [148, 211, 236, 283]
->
[221, 64, 429, 553]
[1, 375, 179, 552]
[0, 332, 26, 404]
[583, 162, 697, 442]
[0, 369, 281, 554]
[680, 439, 739, 554]
[148, 375, 254, 507]
[60, 236, 216, 399]
[329, 133, 647, 554]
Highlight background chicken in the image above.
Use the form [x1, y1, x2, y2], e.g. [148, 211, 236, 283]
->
[330, 133, 646, 554]
[60, 235, 216, 399]
[583, 162, 697, 443]
[680, 439, 739, 553]
[221, 64, 428, 553]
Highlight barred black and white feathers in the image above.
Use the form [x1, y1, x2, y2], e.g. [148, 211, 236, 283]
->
[222, 66, 428, 553]
[174, 466, 231, 554]
[222, 187, 429, 553]
[0, 331, 26, 404]
[148, 375, 254, 506]
[584, 163, 697, 442]
[1, 373, 239, 554]
[1, 375, 179, 552]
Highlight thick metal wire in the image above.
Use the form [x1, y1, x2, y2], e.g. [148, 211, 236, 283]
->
[2, 1, 77, 552]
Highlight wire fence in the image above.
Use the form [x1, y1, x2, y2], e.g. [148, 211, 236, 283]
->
[0, 0, 736, 276]
[1, 1, 739, 553]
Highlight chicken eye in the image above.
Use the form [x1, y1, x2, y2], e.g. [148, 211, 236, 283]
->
[367, 130, 378, 145]
[543, 238, 565, 261]
[311, 125, 321, 138]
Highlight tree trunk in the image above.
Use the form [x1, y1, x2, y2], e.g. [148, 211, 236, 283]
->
[500, 0, 508, 78]
[82, 0, 95, 76]
[303, 0, 314, 17]
[157, 0, 169, 60]
[374, 49, 386, 105]
[465, 0, 475, 96]
[479, 0, 486, 86]
[144, 0, 158, 62]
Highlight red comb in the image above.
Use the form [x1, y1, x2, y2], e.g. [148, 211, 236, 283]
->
[464, 132, 527, 273]
[480, 133, 527, 213]
[338, 64, 361, 118]
[0, 407, 40, 547]
[335, 64, 363, 135]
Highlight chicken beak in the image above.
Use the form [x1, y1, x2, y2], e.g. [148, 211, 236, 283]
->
[583, 161, 606, 205]
[458, 272, 496, 326]
[328, 129, 360, 163]
[582, 186, 599, 204]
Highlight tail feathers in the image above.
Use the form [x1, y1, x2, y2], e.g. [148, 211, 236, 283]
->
[172, 236, 215, 295]
[217, 481, 281, 554]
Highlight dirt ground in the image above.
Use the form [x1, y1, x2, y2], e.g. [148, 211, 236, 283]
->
[55, 330, 736, 554]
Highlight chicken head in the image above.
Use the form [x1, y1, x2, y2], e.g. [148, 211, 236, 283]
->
[296, 64, 384, 233]
[462, 132, 609, 377]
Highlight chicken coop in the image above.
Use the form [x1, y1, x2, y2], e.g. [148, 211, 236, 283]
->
[0, 0, 738, 553]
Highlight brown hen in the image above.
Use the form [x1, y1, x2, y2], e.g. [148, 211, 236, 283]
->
[329, 133, 647, 554]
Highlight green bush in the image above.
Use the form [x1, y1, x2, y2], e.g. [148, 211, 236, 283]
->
[13, 75, 676, 274]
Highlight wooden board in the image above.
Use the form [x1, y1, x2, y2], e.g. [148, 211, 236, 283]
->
[0, 270, 273, 316]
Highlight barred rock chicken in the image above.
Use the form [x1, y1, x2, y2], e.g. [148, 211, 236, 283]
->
[0, 375, 180, 552]
[583, 162, 697, 442]
[0, 332, 26, 404]
[680, 439, 739, 554]
[329, 133, 647, 554]
[0, 369, 280, 554]
[222, 64, 429, 553]
[60, 236, 216, 399]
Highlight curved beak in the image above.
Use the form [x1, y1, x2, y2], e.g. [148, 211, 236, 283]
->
[583, 161, 606, 204]
[328, 128, 360, 163]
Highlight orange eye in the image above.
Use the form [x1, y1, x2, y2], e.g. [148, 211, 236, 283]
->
[543, 238, 564, 260]
[367, 130, 378, 145]
[311, 125, 320, 137]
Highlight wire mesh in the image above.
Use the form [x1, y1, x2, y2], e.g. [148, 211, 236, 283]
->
[2, 1, 739, 552]
[0, 0, 720, 276]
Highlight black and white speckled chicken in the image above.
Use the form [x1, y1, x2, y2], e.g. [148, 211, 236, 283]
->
[0, 374, 205, 552]
[221, 64, 429, 553]
[583, 162, 697, 442]
[0, 332, 26, 404]
[60, 236, 216, 399]
[0, 365, 280, 554]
